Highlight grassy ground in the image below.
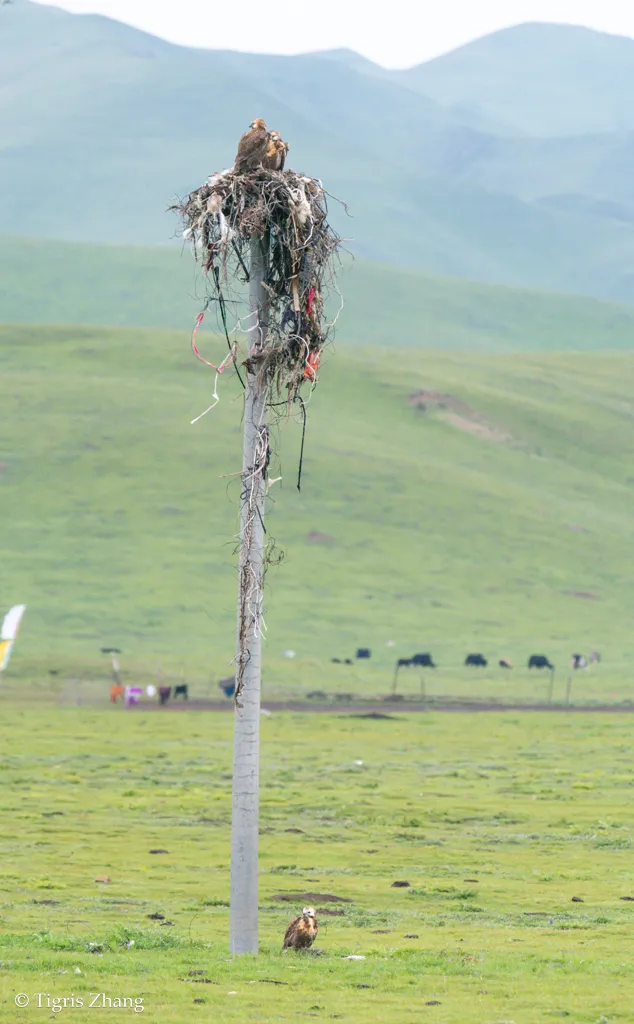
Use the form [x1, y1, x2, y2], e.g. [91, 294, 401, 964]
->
[2, 325, 634, 703]
[5, 236, 634, 350]
[2, 326, 634, 701]
[0, 707, 633, 1022]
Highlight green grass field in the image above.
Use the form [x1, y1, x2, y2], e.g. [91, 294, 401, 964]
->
[0, 707, 633, 1023]
[5, 235, 634, 350]
[2, 323, 634, 703]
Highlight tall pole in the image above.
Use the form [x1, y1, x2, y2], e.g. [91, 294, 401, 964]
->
[230, 234, 269, 955]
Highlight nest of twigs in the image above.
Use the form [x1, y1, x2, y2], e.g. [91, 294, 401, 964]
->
[171, 167, 343, 395]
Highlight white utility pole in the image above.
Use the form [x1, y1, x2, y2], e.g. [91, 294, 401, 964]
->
[229, 234, 269, 955]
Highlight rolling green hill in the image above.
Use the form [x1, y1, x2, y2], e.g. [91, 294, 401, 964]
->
[5, 235, 634, 350]
[2, 324, 633, 694]
[4, 4, 634, 302]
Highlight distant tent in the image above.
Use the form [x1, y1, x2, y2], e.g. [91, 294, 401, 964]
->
[0, 605, 27, 673]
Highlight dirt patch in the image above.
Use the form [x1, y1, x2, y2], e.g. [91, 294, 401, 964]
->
[272, 892, 351, 903]
[565, 590, 599, 600]
[307, 531, 334, 544]
[409, 390, 463, 412]
[409, 390, 511, 444]
[353, 712, 396, 720]
[442, 412, 511, 443]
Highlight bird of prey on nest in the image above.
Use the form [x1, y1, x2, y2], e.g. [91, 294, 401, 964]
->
[234, 118, 289, 173]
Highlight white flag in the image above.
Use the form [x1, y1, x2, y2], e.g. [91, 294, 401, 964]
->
[0, 605, 27, 673]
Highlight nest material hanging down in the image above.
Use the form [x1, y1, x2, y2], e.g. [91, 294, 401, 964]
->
[171, 167, 343, 395]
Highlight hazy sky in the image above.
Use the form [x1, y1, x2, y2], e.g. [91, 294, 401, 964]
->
[32, 0, 634, 67]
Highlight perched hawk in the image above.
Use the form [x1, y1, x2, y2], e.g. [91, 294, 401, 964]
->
[234, 118, 269, 174]
[262, 130, 289, 171]
[282, 906, 318, 950]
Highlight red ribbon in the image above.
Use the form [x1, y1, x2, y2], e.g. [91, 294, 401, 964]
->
[304, 350, 320, 381]
[191, 312, 234, 372]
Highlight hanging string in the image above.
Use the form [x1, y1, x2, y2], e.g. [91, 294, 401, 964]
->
[297, 397, 307, 492]
[232, 240, 250, 282]
[213, 265, 246, 390]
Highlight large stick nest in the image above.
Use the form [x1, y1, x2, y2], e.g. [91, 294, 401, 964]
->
[171, 167, 344, 395]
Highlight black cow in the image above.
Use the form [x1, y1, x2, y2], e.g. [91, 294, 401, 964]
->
[174, 684, 189, 700]
[571, 654, 587, 670]
[158, 686, 171, 705]
[356, 648, 371, 659]
[397, 653, 436, 670]
[465, 653, 487, 667]
[528, 655, 554, 671]
[331, 658, 341, 664]
[412, 653, 436, 668]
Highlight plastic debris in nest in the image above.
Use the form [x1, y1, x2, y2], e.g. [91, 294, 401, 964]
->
[170, 166, 344, 397]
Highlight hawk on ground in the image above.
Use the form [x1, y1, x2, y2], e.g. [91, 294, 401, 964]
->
[282, 906, 318, 950]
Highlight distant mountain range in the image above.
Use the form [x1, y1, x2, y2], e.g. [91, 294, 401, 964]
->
[2, 2, 634, 304]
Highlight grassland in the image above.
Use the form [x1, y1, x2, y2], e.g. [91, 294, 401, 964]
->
[0, 707, 633, 1023]
[5, 235, 634, 350]
[2, 324, 634, 704]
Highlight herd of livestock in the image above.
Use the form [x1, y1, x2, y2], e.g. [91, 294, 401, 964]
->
[331, 648, 601, 678]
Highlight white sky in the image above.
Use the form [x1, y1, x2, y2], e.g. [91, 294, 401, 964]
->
[31, 0, 634, 68]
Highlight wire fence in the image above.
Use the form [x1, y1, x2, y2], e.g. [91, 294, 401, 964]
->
[2, 656, 632, 710]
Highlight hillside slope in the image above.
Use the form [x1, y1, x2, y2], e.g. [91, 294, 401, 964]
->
[4, 5, 634, 301]
[401, 23, 634, 137]
[5, 235, 634, 350]
[2, 325, 633, 688]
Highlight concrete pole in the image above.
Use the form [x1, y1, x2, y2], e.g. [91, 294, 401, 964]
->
[230, 234, 269, 955]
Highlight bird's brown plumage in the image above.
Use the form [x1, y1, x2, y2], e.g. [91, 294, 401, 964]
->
[262, 130, 289, 171]
[282, 906, 318, 950]
[234, 118, 269, 174]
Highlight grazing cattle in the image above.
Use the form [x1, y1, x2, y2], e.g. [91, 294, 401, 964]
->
[356, 648, 371, 659]
[396, 652, 436, 671]
[412, 652, 436, 668]
[590, 651, 601, 664]
[331, 658, 341, 664]
[344, 659, 353, 665]
[528, 655, 554, 671]
[218, 677, 235, 698]
[307, 690, 327, 701]
[499, 658, 513, 669]
[158, 686, 171, 705]
[571, 653, 588, 670]
[174, 684, 188, 700]
[465, 653, 487, 667]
